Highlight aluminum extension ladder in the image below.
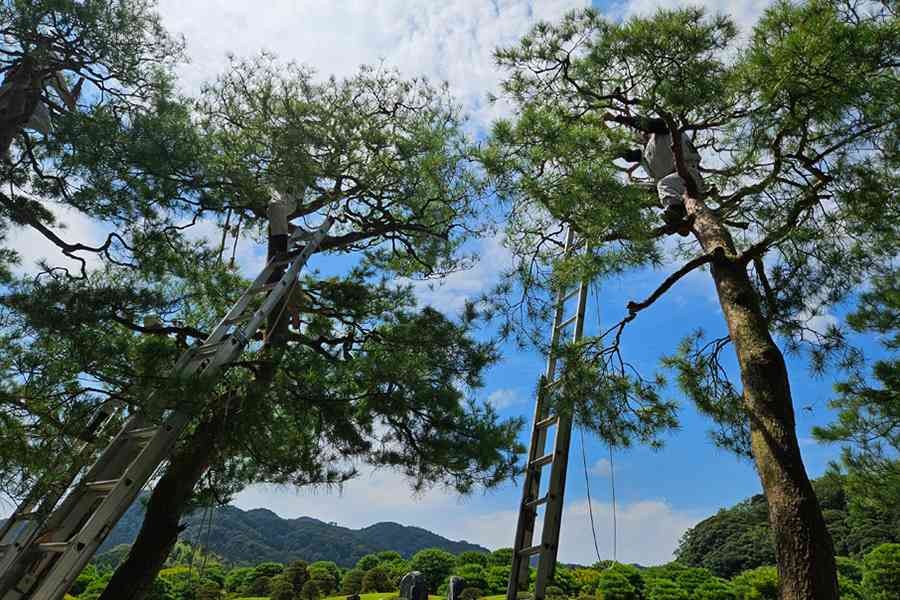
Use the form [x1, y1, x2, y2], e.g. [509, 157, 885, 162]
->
[507, 225, 590, 600]
[0, 214, 336, 600]
[0, 400, 123, 579]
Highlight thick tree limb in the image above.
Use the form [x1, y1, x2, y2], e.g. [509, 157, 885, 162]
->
[626, 248, 723, 315]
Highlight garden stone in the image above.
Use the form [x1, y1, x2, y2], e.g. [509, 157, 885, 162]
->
[447, 576, 465, 600]
[400, 571, 427, 600]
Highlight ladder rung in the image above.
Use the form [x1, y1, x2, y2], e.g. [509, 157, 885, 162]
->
[38, 542, 69, 554]
[249, 282, 279, 295]
[542, 377, 562, 390]
[84, 479, 120, 493]
[193, 342, 224, 357]
[524, 493, 553, 509]
[272, 253, 298, 266]
[563, 286, 581, 301]
[568, 237, 586, 252]
[223, 312, 254, 326]
[557, 314, 578, 330]
[291, 229, 315, 243]
[535, 415, 558, 430]
[518, 544, 545, 557]
[12, 511, 40, 521]
[530, 453, 554, 469]
[126, 426, 158, 441]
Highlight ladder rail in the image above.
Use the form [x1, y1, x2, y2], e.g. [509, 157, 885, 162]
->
[508, 226, 592, 600]
[0, 401, 123, 579]
[534, 277, 589, 595]
[0, 215, 336, 600]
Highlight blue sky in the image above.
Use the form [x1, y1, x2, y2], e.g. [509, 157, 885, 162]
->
[7, 0, 880, 566]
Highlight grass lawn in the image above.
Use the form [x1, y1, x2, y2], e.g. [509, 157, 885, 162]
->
[237, 593, 449, 600]
[321, 594, 444, 600]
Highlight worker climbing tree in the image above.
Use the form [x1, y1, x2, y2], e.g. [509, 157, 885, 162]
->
[605, 113, 704, 236]
[483, 2, 898, 600]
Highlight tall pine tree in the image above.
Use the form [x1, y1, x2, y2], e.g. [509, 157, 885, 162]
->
[482, 2, 899, 598]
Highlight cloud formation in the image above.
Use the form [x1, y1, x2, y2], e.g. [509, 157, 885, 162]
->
[487, 388, 525, 410]
[234, 468, 702, 565]
[158, 0, 589, 124]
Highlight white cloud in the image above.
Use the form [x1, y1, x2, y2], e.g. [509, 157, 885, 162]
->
[558, 498, 700, 565]
[158, 0, 589, 126]
[590, 458, 612, 478]
[7, 203, 109, 277]
[487, 388, 525, 410]
[411, 233, 512, 313]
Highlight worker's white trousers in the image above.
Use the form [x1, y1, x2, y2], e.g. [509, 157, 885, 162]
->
[657, 164, 703, 207]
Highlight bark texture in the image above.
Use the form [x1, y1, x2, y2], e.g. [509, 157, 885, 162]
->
[0, 55, 42, 156]
[684, 195, 839, 600]
[97, 414, 221, 600]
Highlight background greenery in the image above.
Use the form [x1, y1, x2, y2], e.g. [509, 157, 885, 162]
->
[64, 469, 898, 600]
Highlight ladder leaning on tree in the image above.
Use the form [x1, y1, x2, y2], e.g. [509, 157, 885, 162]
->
[0, 211, 339, 600]
[507, 225, 591, 600]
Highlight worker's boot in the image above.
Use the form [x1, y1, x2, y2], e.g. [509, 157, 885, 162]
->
[269, 233, 290, 262]
[662, 204, 691, 237]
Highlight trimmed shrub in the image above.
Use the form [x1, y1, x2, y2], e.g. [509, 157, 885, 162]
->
[596, 570, 636, 600]
[455, 564, 489, 592]
[460, 586, 484, 600]
[674, 567, 713, 596]
[862, 543, 900, 600]
[410, 548, 456, 593]
[245, 574, 273, 597]
[456, 551, 490, 568]
[272, 574, 298, 600]
[695, 578, 735, 600]
[285, 560, 310, 592]
[545, 585, 566, 599]
[342, 568, 366, 595]
[357, 554, 382, 571]
[730, 566, 778, 600]
[300, 579, 321, 600]
[362, 566, 394, 593]
[645, 579, 688, 600]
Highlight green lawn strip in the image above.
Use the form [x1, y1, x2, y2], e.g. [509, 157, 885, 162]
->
[320, 594, 443, 600]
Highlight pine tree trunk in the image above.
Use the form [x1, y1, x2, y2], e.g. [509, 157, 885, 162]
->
[0, 56, 42, 157]
[684, 195, 839, 600]
[97, 414, 220, 600]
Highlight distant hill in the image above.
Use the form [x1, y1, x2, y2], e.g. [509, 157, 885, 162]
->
[98, 501, 489, 567]
[675, 470, 899, 578]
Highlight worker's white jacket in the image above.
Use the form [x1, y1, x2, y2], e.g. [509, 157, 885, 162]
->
[643, 132, 703, 206]
[267, 190, 298, 236]
[642, 131, 701, 180]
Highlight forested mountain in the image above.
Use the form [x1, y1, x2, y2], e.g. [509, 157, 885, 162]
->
[675, 470, 899, 578]
[96, 501, 488, 567]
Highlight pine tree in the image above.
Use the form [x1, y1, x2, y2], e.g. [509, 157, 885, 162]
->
[484, 2, 898, 598]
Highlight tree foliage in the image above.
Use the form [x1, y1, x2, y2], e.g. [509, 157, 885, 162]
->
[861, 543, 900, 600]
[361, 566, 393, 593]
[595, 569, 637, 600]
[676, 471, 898, 577]
[342, 568, 366, 595]
[410, 548, 457, 593]
[815, 269, 900, 523]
